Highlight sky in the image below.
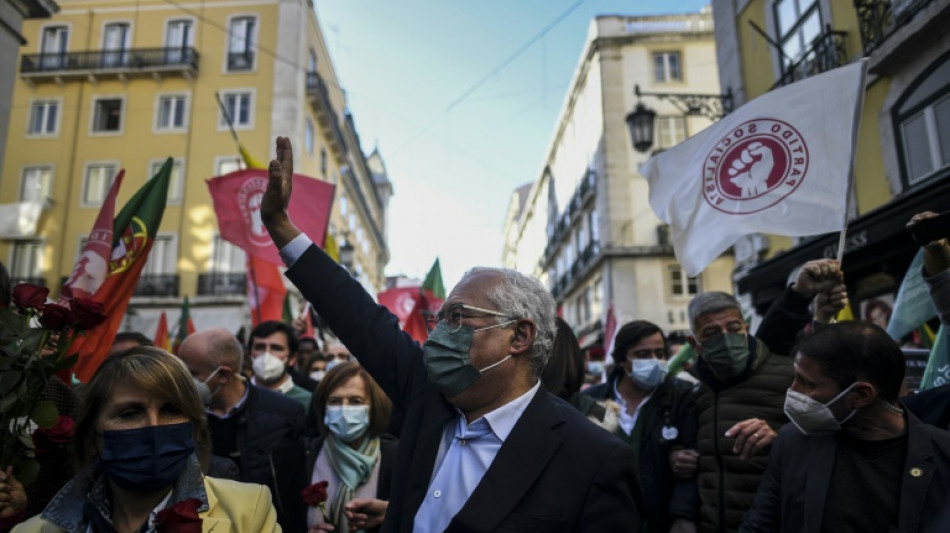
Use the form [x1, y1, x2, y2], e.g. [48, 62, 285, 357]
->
[313, 1, 711, 292]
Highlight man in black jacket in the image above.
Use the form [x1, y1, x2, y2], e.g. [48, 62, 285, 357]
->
[261, 136, 644, 532]
[740, 322, 950, 532]
[178, 327, 308, 532]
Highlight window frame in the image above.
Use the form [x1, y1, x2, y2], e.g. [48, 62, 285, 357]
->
[224, 14, 258, 73]
[668, 263, 703, 298]
[80, 161, 119, 208]
[216, 89, 255, 131]
[90, 95, 125, 135]
[214, 155, 243, 176]
[208, 232, 246, 273]
[655, 115, 688, 149]
[19, 165, 54, 203]
[101, 20, 133, 67]
[653, 51, 683, 83]
[26, 98, 61, 137]
[9, 239, 44, 279]
[305, 117, 315, 155]
[142, 232, 178, 276]
[772, 0, 822, 70]
[38, 23, 69, 70]
[154, 92, 190, 133]
[892, 52, 950, 189]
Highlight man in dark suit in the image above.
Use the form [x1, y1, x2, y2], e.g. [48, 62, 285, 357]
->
[261, 137, 644, 532]
[740, 322, 950, 533]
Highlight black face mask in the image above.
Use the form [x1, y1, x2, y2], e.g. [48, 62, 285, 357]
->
[100, 422, 195, 492]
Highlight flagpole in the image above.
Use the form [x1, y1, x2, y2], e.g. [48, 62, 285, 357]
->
[215, 92, 241, 144]
[834, 59, 869, 266]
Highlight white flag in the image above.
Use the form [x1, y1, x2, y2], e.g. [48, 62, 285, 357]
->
[641, 60, 867, 276]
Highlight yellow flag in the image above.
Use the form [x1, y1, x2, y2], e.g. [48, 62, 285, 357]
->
[324, 232, 340, 262]
[239, 144, 266, 170]
[836, 302, 854, 322]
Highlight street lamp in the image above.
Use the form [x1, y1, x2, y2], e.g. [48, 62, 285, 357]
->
[626, 84, 734, 153]
[339, 241, 355, 276]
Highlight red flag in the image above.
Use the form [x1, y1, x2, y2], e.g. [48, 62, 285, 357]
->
[207, 169, 334, 266]
[302, 301, 315, 337]
[378, 287, 443, 344]
[71, 160, 173, 382]
[154, 311, 171, 351]
[247, 254, 286, 326]
[604, 302, 617, 358]
[60, 171, 125, 301]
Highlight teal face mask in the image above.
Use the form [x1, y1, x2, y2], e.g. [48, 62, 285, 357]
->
[699, 332, 750, 379]
[422, 320, 514, 398]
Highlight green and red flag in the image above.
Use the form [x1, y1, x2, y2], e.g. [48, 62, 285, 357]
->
[154, 311, 172, 352]
[71, 159, 173, 382]
[422, 258, 446, 300]
[282, 292, 294, 323]
[172, 295, 196, 354]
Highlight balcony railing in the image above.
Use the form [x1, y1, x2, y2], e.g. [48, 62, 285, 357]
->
[305, 71, 348, 158]
[227, 51, 254, 71]
[11, 276, 46, 287]
[133, 274, 179, 297]
[855, 0, 937, 55]
[197, 272, 246, 296]
[21, 47, 199, 81]
[774, 27, 847, 88]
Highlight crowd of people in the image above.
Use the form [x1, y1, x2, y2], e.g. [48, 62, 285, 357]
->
[0, 136, 947, 532]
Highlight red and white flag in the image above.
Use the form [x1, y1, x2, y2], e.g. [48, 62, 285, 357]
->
[641, 61, 867, 276]
[60, 171, 124, 300]
[604, 302, 618, 359]
[207, 169, 335, 266]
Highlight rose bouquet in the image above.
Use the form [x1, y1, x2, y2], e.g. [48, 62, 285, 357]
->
[302, 480, 334, 528]
[0, 283, 106, 485]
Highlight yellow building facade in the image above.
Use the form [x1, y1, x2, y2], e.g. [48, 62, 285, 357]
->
[712, 0, 950, 319]
[1, 0, 391, 334]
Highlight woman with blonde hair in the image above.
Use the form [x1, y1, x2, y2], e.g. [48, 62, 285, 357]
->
[14, 346, 280, 533]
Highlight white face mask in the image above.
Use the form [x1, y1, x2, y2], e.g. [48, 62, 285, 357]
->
[628, 359, 667, 391]
[192, 367, 223, 405]
[784, 382, 858, 435]
[252, 351, 286, 383]
[309, 370, 326, 381]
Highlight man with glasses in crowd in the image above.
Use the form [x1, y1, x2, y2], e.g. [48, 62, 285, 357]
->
[260, 137, 644, 532]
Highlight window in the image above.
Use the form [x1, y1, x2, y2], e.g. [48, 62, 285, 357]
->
[92, 98, 123, 133]
[340, 193, 348, 215]
[165, 19, 193, 63]
[40, 25, 68, 69]
[143, 234, 177, 275]
[656, 116, 687, 149]
[156, 95, 187, 131]
[227, 16, 256, 70]
[774, 0, 822, 70]
[102, 22, 131, 67]
[219, 91, 252, 128]
[308, 48, 317, 73]
[895, 56, 950, 186]
[83, 163, 117, 206]
[151, 159, 184, 204]
[28, 100, 58, 135]
[306, 118, 315, 154]
[216, 157, 242, 175]
[320, 147, 328, 176]
[210, 234, 245, 272]
[653, 51, 682, 82]
[10, 241, 43, 278]
[669, 264, 702, 297]
[20, 167, 52, 202]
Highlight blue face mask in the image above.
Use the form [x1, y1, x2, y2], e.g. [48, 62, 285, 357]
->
[100, 422, 195, 492]
[324, 405, 370, 443]
[628, 359, 668, 391]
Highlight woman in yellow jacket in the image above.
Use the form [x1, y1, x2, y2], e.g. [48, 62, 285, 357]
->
[13, 346, 280, 533]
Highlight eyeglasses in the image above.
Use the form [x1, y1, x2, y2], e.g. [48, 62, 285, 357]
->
[629, 348, 668, 359]
[426, 303, 519, 333]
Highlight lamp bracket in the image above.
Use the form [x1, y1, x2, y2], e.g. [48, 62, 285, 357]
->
[634, 84, 734, 120]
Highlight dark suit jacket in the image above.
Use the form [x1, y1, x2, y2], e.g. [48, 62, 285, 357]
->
[287, 244, 644, 532]
[739, 410, 950, 533]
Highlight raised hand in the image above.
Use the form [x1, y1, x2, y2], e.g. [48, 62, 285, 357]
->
[261, 136, 302, 249]
[792, 259, 843, 298]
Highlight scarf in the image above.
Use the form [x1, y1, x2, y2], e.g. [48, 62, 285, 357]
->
[323, 434, 381, 532]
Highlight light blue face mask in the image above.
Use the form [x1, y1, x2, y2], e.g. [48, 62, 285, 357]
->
[628, 359, 667, 390]
[324, 405, 370, 443]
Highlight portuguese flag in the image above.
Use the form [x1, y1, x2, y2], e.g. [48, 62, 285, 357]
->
[171, 295, 196, 354]
[71, 159, 173, 382]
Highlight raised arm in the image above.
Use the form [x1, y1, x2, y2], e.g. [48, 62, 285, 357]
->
[908, 211, 950, 328]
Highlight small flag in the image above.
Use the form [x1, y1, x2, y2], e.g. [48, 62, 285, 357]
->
[172, 295, 196, 354]
[154, 311, 171, 351]
[422, 258, 446, 300]
[60, 171, 124, 300]
[886, 250, 937, 340]
[247, 254, 287, 326]
[282, 292, 294, 323]
[604, 302, 618, 359]
[920, 325, 950, 391]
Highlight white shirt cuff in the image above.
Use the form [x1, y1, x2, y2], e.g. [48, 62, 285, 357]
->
[279, 233, 314, 267]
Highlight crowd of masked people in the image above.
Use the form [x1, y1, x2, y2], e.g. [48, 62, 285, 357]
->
[0, 139, 947, 532]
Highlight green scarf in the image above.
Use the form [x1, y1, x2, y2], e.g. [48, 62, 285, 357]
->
[323, 434, 381, 532]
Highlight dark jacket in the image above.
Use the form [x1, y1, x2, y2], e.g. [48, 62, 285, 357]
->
[584, 373, 699, 532]
[207, 383, 308, 533]
[287, 244, 645, 532]
[739, 410, 950, 533]
[304, 434, 399, 533]
[691, 288, 811, 533]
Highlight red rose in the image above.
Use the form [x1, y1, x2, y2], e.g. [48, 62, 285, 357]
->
[33, 415, 75, 454]
[155, 498, 202, 533]
[39, 303, 71, 331]
[302, 480, 329, 506]
[68, 298, 107, 330]
[12, 283, 48, 310]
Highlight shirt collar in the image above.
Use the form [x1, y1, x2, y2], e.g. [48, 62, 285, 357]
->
[208, 377, 250, 419]
[467, 380, 541, 443]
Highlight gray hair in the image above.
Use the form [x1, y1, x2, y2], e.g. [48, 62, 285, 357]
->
[465, 267, 557, 375]
[687, 291, 742, 333]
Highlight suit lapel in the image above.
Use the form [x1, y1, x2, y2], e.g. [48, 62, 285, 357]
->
[400, 388, 456, 532]
[448, 391, 564, 532]
[898, 415, 935, 533]
[803, 435, 836, 532]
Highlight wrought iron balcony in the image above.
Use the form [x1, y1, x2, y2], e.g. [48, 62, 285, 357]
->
[197, 272, 246, 296]
[305, 71, 348, 159]
[227, 51, 254, 71]
[20, 47, 199, 82]
[11, 276, 46, 287]
[855, 0, 938, 55]
[133, 274, 179, 297]
[579, 169, 596, 200]
[774, 27, 847, 88]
